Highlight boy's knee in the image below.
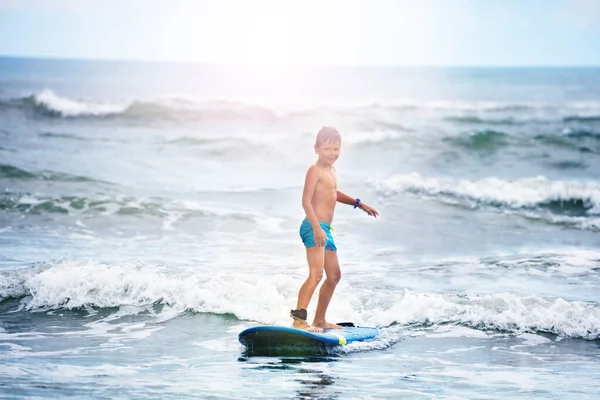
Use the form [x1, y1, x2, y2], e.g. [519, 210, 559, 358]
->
[330, 272, 341, 285]
[309, 272, 324, 284]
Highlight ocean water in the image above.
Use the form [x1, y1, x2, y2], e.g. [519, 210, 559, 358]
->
[1, 57, 599, 399]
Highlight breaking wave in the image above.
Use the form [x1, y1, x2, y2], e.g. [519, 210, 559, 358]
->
[0, 164, 105, 183]
[3, 89, 600, 124]
[374, 173, 600, 230]
[1, 259, 599, 340]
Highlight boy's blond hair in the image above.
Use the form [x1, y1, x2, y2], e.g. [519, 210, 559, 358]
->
[315, 126, 341, 147]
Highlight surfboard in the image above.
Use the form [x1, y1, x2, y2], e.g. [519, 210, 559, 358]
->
[238, 323, 378, 352]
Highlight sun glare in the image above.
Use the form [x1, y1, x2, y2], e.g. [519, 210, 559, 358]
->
[159, 0, 362, 66]
[212, 1, 320, 65]
[157, 0, 434, 66]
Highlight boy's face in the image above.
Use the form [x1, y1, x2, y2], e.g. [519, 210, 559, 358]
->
[314, 140, 341, 166]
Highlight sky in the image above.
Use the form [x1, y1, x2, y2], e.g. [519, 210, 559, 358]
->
[0, 0, 599, 66]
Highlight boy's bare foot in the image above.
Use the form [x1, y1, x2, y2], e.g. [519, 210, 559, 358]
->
[313, 321, 343, 329]
[292, 319, 323, 332]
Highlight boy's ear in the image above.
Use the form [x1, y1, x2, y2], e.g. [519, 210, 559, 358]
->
[314, 145, 319, 154]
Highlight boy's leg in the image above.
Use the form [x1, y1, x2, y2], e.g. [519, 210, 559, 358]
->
[292, 246, 325, 332]
[312, 249, 342, 329]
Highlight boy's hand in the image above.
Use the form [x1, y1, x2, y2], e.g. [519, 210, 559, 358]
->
[313, 227, 328, 247]
[358, 202, 379, 218]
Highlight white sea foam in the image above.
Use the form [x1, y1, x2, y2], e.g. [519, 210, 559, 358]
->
[2, 260, 599, 340]
[375, 173, 600, 209]
[365, 290, 600, 340]
[373, 173, 600, 229]
[34, 89, 126, 117]
[22, 89, 600, 120]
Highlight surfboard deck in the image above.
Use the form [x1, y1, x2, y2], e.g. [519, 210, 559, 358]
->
[238, 323, 378, 351]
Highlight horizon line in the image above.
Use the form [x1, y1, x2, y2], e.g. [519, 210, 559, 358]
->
[1, 54, 599, 69]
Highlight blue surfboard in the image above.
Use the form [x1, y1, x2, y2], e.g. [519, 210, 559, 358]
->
[239, 323, 378, 352]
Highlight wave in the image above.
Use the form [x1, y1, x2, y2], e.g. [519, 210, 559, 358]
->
[3, 89, 600, 123]
[1, 260, 599, 340]
[0, 190, 282, 232]
[164, 135, 278, 156]
[446, 114, 600, 126]
[534, 131, 600, 155]
[563, 115, 600, 123]
[443, 130, 509, 151]
[38, 131, 85, 141]
[373, 100, 600, 113]
[564, 129, 600, 140]
[444, 116, 523, 125]
[167, 136, 216, 146]
[15, 89, 125, 117]
[0, 89, 280, 122]
[371, 290, 600, 340]
[442, 126, 600, 155]
[548, 160, 589, 170]
[0, 192, 142, 216]
[374, 174, 600, 229]
[0, 164, 103, 183]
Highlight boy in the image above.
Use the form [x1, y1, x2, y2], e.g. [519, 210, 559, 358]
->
[291, 126, 379, 332]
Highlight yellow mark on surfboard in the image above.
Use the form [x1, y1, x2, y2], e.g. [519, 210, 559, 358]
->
[330, 333, 347, 345]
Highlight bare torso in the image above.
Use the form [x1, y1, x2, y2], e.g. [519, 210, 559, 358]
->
[309, 165, 337, 224]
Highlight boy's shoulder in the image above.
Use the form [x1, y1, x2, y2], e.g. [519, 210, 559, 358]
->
[306, 163, 321, 173]
[304, 163, 324, 182]
[306, 163, 336, 175]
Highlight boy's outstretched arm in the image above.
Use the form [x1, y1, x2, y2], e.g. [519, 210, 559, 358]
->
[337, 191, 379, 217]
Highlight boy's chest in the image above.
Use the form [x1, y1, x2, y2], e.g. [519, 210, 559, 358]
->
[318, 171, 337, 190]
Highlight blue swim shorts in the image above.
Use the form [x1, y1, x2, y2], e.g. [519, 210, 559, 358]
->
[299, 219, 337, 251]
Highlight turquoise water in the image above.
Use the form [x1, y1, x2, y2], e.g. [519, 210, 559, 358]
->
[1, 57, 600, 399]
